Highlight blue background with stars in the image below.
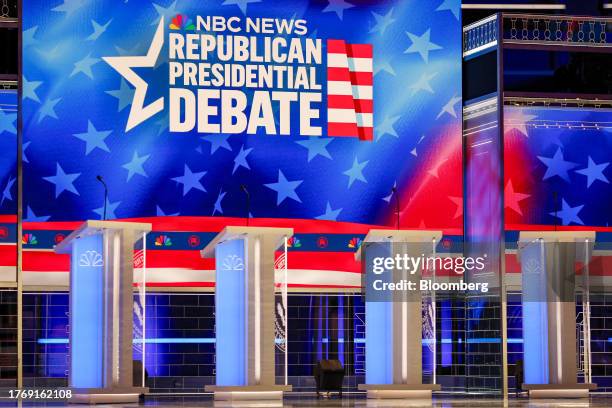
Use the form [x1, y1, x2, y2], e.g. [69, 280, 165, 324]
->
[504, 106, 612, 227]
[21, 0, 461, 223]
[0, 90, 17, 216]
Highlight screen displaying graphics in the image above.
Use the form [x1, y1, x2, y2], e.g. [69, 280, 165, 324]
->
[504, 106, 612, 227]
[0, 89, 17, 217]
[0, 89, 17, 282]
[22, 0, 461, 227]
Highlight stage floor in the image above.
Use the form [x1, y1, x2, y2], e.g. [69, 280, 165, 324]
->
[5, 394, 612, 407]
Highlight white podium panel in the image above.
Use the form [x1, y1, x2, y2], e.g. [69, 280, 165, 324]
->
[518, 231, 597, 398]
[201, 226, 293, 400]
[356, 229, 442, 399]
[55, 220, 151, 403]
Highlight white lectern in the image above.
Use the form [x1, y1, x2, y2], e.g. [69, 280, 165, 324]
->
[356, 229, 442, 399]
[54, 220, 151, 404]
[518, 231, 597, 398]
[201, 226, 293, 402]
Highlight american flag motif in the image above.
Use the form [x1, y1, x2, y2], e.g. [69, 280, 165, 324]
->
[326, 39, 373, 141]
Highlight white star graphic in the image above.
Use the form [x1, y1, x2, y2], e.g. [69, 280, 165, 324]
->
[504, 109, 537, 137]
[436, 95, 461, 119]
[103, 19, 165, 132]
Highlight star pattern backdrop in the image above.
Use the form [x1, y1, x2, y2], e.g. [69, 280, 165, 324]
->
[0, 90, 17, 216]
[504, 106, 612, 227]
[22, 0, 462, 227]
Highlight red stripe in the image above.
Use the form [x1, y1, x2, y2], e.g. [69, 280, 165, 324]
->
[0, 215, 17, 223]
[0, 245, 16, 267]
[21, 249, 361, 273]
[354, 99, 373, 113]
[358, 126, 373, 141]
[328, 71, 372, 86]
[327, 39, 347, 54]
[23, 251, 69, 272]
[328, 94, 355, 109]
[144, 282, 215, 288]
[328, 122, 359, 137]
[142, 283, 361, 289]
[328, 96, 373, 113]
[506, 223, 612, 232]
[24, 221, 82, 230]
[347, 43, 373, 58]
[327, 67, 351, 82]
[288, 283, 361, 288]
[148, 250, 212, 269]
[349, 71, 373, 86]
[22, 217, 409, 234]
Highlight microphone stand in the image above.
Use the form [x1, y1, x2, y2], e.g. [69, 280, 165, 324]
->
[96, 175, 108, 221]
[241, 185, 250, 227]
[392, 187, 400, 230]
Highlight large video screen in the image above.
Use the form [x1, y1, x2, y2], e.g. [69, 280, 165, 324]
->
[0, 89, 17, 282]
[22, 0, 461, 228]
[504, 106, 612, 227]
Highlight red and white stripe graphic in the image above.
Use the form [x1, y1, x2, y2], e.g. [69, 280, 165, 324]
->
[327, 39, 373, 141]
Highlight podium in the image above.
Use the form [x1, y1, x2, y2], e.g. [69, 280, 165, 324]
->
[518, 231, 597, 398]
[201, 226, 293, 402]
[54, 220, 152, 404]
[356, 229, 442, 399]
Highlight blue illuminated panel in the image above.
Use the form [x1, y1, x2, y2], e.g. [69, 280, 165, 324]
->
[364, 242, 393, 384]
[215, 239, 246, 386]
[70, 233, 104, 388]
[520, 242, 549, 384]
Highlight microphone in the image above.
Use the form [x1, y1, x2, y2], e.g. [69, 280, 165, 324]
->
[391, 186, 400, 230]
[240, 184, 250, 226]
[96, 175, 108, 221]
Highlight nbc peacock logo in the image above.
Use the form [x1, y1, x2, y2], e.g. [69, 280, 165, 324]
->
[287, 236, 301, 248]
[169, 14, 195, 30]
[22, 233, 38, 245]
[347, 237, 362, 249]
[154, 235, 172, 247]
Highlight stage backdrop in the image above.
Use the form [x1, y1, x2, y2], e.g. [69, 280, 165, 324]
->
[504, 106, 612, 227]
[22, 0, 462, 228]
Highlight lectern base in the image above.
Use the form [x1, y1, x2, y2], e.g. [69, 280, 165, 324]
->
[358, 384, 440, 399]
[523, 383, 596, 399]
[70, 387, 147, 404]
[205, 385, 292, 402]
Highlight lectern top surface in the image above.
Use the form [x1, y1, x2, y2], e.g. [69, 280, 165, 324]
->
[200, 225, 294, 258]
[54, 220, 152, 254]
[354, 229, 443, 261]
[518, 230, 596, 242]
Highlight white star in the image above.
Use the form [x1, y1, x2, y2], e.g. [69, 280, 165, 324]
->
[51, 0, 86, 16]
[369, 8, 395, 36]
[374, 58, 396, 76]
[323, 0, 354, 20]
[436, 95, 461, 119]
[376, 115, 401, 141]
[404, 29, 442, 63]
[436, 0, 460, 20]
[86, 19, 112, 41]
[504, 109, 537, 137]
[70, 53, 100, 79]
[409, 72, 437, 95]
[427, 158, 447, 178]
[22, 76, 42, 103]
[151, 1, 178, 26]
[222, 0, 261, 15]
[103, 19, 165, 132]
